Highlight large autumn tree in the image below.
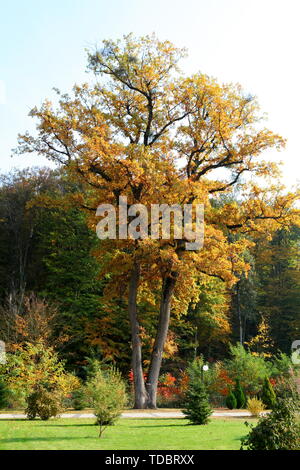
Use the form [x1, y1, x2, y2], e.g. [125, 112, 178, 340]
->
[16, 34, 299, 408]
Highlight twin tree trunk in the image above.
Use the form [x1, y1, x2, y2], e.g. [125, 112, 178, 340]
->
[128, 263, 148, 408]
[128, 264, 177, 409]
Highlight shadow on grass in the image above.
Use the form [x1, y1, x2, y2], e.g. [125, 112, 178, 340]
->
[212, 417, 251, 422]
[0, 436, 96, 444]
[130, 424, 189, 429]
[39, 423, 96, 427]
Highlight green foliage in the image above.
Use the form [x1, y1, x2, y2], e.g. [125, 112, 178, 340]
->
[231, 253, 259, 346]
[26, 386, 63, 420]
[183, 359, 212, 425]
[184, 278, 230, 360]
[2, 342, 79, 405]
[241, 398, 300, 450]
[0, 168, 106, 372]
[261, 377, 276, 409]
[270, 353, 294, 378]
[36, 207, 104, 368]
[1, 173, 300, 405]
[255, 227, 300, 355]
[85, 364, 127, 437]
[226, 391, 237, 410]
[0, 380, 9, 409]
[233, 378, 246, 409]
[184, 357, 204, 382]
[274, 375, 300, 401]
[0, 168, 60, 303]
[71, 386, 88, 410]
[224, 344, 269, 395]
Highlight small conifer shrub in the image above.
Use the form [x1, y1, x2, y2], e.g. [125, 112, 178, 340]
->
[226, 391, 237, 410]
[261, 377, 276, 409]
[183, 360, 212, 425]
[233, 378, 246, 409]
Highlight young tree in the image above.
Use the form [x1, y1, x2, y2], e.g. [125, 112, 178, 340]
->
[16, 34, 300, 408]
[224, 343, 269, 395]
[183, 359, 212, 425]
[245, 316, 274, 358]
[85, 363, 127, 437]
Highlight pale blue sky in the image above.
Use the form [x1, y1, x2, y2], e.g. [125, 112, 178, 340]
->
[1, 0, 299, 188]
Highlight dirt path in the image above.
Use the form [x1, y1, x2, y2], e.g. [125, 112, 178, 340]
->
[0, 410, 252, 419]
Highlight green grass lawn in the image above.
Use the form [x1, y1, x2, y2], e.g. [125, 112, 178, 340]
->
[0, 417, 254, 450]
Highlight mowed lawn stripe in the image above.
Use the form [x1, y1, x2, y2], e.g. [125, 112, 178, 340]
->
[0, 417, 252, 450]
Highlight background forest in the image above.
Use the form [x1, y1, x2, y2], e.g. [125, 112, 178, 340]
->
[0, 166, 299, 409]
[1, 31, 300, 413]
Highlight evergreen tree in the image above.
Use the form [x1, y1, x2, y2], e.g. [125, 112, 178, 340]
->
[261, 377, 276, 409]
[233, 378, 246, 409]
[226, 391, 237, 410]
[183, 359, 212, 425]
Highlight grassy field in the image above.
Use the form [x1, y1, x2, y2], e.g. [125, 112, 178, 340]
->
[0, 417, 254, 450]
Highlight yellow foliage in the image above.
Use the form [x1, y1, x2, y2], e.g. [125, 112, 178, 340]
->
[247, 396, 266, 417]
[15, 34, 300, 365]
[245, 317, 274, 358]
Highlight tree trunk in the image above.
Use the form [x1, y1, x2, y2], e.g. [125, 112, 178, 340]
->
[146, 273, 177, 408]
[128, 262, 148, 408]
[236, 282, 243, 345]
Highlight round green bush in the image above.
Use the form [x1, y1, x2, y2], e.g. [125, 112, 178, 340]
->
[26, 386, 63, 420]
[241, 398, 300, 450]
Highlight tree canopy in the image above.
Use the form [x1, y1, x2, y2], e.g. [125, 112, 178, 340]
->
[11, 34, 300, 408]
